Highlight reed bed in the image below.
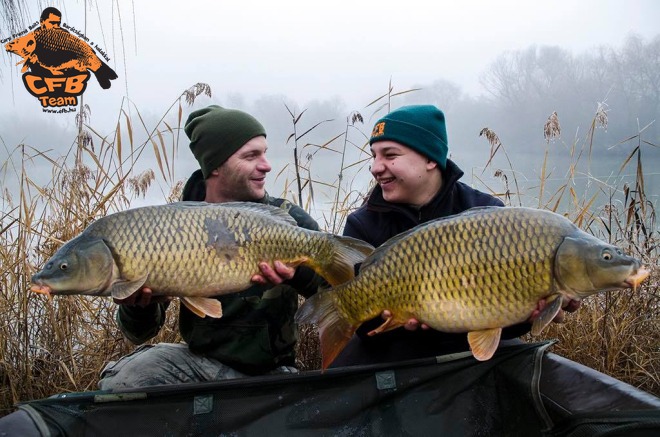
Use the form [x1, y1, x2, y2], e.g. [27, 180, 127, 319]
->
[0, 85, 657, 417]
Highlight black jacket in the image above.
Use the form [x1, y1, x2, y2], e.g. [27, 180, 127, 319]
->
[330, 159, 529, 367]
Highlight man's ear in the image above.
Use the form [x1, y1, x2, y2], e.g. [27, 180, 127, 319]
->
[210, 168, 220, 176]
[426, 160, 438, 170]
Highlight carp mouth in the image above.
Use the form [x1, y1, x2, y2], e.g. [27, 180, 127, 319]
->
[31, 283, 53, 299]
[624, 267, 651, 291]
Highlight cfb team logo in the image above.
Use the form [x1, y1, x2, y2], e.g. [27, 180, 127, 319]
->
[3, 7, 117, 112]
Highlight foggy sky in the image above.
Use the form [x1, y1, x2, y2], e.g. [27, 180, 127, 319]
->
[1, 0, 659, 217]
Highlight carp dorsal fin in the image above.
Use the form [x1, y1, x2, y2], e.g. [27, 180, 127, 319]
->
[108, 273, 149, 301]
[531, 294, 563, 335]
[220, 201, 298, 226]
[171, 201, 298, 227]
[358, 229, 411, 271]
[181, 297, 223, 318]
[467, 327, 502, 361]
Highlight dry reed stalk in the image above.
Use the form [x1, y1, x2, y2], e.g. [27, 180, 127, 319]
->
[479, 127, 523, 205]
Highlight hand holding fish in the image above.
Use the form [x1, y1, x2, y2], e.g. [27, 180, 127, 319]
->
[251, 261, 295, 285]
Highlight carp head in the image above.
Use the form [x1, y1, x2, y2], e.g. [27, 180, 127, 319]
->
[31, 236, 116, 297]
[555, 232, 650, 299]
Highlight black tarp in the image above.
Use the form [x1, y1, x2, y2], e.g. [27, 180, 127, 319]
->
[2, 341, 659, 436]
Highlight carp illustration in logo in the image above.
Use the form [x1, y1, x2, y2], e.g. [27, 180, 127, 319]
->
[4, 7, 117, 109]
[6, 27, 118, 89]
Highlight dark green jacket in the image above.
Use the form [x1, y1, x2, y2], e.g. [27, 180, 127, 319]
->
[117, 187, 323, 375]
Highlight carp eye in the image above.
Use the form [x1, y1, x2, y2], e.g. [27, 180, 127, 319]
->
[60, 262, 68, 271]
[602, 251, 612, 261]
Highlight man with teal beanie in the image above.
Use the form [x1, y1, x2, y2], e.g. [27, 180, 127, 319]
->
[330, 104, 579, 367]
[99, 105, 325, 389]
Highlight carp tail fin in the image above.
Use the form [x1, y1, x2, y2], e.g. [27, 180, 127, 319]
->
[295, 288, 357, 371]
[93, 61, 118, 89]
[310, 235, 374, 287]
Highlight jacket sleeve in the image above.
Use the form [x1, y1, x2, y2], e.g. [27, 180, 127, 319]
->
[116, 302, 169, 345]
[286, 266, 327, 299]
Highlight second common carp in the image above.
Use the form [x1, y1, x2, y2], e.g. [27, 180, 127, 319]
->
[295, 207, 650, 369]
[31, 201, 374, 317]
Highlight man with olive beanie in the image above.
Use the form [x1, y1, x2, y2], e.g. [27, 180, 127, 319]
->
[100, 105, 324, 389]
[330, 105, 578, 368]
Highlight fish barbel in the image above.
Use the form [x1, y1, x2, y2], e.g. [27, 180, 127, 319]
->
[295, 207, 650, 369]
[31, 201, 374, 317]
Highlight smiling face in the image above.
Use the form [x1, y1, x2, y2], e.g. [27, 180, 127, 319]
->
[370, 140, 443, 207]
[205, 136, 272, 202]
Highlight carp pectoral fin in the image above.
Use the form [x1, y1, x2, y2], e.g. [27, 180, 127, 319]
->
[181, 297, 223, 318]
[284, 258, 308, 268]
[468, 328, 502, 361]
[531, 295, 563, 336]
[109, 273, 148, 301]
[366, 312, 405, 336]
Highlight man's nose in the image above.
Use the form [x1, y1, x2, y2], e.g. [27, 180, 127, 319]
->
[370, 158, 384, 175]
[258, 157, 272, 172]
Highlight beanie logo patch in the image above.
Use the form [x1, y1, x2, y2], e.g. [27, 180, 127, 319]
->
[371, 122, 385, 138]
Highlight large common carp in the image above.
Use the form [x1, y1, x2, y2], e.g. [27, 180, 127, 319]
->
[31, 202, 374, 318]
[295, 207, 650, 369]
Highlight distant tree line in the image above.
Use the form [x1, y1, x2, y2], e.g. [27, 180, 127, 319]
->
[401, 34, 660, 158]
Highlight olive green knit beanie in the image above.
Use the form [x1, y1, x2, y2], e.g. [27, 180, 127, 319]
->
[184, 105, 267, 179]
[369, 105, 448, 169]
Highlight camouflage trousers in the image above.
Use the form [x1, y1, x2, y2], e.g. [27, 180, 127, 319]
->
[98, 342, 297, 391]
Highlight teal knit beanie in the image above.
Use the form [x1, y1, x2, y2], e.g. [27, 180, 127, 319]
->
[369, 105, 448, 169]
[185, 105, 267, 179]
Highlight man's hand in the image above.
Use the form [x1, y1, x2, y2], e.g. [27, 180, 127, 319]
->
[113, 287, 172, 307]
[528, 297, 581, 324]
[251, 261, 295, 285]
